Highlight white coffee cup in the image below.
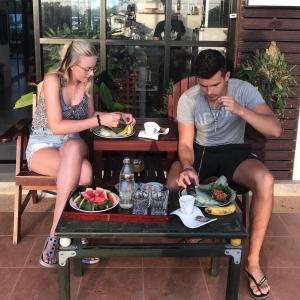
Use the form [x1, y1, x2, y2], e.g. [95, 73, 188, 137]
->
[144, 122, 160, 135]
[179, 195, 195, 214]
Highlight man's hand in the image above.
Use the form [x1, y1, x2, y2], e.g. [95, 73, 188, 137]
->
[176, 167, 199, 189]
[218, 96, 244, 116]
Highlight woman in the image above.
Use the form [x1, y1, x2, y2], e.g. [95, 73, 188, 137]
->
[26, 40, 134, 268]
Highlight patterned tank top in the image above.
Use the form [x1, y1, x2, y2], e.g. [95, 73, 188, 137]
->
[31, 73, 89, 130]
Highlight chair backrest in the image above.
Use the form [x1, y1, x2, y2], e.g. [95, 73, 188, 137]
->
[32, 81, 43, 117]
[167, 76, 198, 122]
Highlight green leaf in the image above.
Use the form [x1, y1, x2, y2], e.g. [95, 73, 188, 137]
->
[13, 92, 33, 109]
[99, 82, 128, 111]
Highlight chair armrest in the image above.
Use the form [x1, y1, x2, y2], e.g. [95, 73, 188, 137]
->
[0, 118, 32, 143]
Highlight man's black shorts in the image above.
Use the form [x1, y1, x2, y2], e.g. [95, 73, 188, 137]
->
[193, 143, 259, 194]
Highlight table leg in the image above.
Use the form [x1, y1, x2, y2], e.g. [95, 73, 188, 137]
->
[225, 247, 242, 300]
[58, 250, 77, 300]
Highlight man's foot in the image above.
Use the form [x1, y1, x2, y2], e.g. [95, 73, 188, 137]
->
[39, 236, 59, 268]
[244, 266, 270, 299]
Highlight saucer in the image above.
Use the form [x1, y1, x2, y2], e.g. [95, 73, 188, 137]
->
[170, 206, 217, 228]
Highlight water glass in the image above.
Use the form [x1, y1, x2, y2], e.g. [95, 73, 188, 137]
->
[150, 187, 169, 216]
[132, 189, 150, 215]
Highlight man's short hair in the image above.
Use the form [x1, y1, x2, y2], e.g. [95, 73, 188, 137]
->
[195, 49, 229, 79]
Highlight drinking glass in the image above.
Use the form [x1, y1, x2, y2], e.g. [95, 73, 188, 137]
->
[150, 186, 169, 215]
[132, 189, 150, 215]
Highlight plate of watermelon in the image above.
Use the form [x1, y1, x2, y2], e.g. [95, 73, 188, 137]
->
[69, 187, 119, 212]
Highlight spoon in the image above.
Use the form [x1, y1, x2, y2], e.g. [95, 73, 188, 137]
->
[195, 215, 214, 222]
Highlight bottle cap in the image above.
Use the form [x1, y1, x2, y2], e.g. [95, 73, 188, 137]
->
[123, 157, 131, 164]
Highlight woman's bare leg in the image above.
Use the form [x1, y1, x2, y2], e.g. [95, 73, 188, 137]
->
[30, 138, 92, 265]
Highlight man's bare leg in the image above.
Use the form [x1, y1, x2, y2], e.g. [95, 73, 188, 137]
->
[233, 159, 273, 296]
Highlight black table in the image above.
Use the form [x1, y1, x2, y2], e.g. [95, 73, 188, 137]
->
[55, 199, 247, 300]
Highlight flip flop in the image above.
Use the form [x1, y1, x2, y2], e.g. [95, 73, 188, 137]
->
[81, 238, 101, 265]
[39, 236, 59, 268]
[82, 257, 101, 264]
[244, 269, 270, 299]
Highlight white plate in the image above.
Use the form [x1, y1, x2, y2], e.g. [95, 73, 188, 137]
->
[171, 206, 217, 228]
[91, 126, 135, 139]
[69, 192, 119, 213]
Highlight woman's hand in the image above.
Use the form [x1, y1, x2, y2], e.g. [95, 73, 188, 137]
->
[94, 112, 121, 128]
[176, 167, 199, 189]
[121, 113, 136, 125]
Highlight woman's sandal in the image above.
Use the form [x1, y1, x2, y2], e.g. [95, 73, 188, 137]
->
[244, 269, 270, 299]
[81, 238, 101, 265]
[39, 236, 59, 268]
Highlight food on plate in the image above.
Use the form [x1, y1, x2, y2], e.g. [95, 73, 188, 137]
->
[107, 119, 134, 136]
[211, 188, 228, 201]
[204, 203, 236, 216]
[73, 187, 117, 211]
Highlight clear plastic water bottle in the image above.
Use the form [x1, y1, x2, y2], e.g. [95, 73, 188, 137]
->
[119, 157, 135, 209]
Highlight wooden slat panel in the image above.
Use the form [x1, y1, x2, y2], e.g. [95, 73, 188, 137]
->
[265, 140, 295, 150]
[264, 151, 295, 160]
[240, 30, 300, 42]
[269, 171, 293, 180]
[279, 129, 297, 140]
[239, 41, 300, 53]
[265, 161, 293, 170]
[241, 18, 300, 30]
[281, 119, 298, 130]
[241, 8, 300, 18]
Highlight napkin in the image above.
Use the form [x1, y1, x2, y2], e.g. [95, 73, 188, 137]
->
[138, 127, 169, 140]
[171, 206, 217, 228]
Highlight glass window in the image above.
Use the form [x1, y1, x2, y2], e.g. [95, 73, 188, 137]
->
[102, 46, 164, 117]
[171, 0, 229, 41]
[41, 0, 100, 38]
[169, 46, 226, 82]
[106, 0, 165, 40]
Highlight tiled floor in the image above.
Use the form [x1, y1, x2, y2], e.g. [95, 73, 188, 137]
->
[1, 211, 300, 300]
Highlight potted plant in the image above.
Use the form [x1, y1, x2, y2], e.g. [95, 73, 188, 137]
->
[236, 41, 296, 114]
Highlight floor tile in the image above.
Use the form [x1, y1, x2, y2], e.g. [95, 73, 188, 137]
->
[77, 268, 143, 300]
[0, 212, 13, 235]
[10, 268, 58, 300]
[143, 256, 202, 268]
[21, 212, 51, 236]
[144, 268, 208, 300]
[0, 236, 35, 267]
[267, 268, 300, 300]
[266, 213, 290, 236]
[260, 236, 300, 268]
[278, 213, 300, 237]
[0, 268, 22, 299]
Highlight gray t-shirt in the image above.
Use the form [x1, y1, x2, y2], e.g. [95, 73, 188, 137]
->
[177, 78, 265, 146]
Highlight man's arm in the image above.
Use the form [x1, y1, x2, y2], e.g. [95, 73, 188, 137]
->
[176, 122, 199, 188]
[218, 96, 282, 138]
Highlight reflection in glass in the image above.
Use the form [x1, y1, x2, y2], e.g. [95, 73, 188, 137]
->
[41, 0, 100, 38]
[171, 0, 229, 41]
[106, 0, 164, 40]
[169, 46, 226, 83]
[100, 46, 164, 117]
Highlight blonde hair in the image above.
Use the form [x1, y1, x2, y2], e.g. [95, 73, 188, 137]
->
[58, 39, 97, 97]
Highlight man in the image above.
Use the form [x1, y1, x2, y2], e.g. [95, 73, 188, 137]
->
[167, 49, 282, 299]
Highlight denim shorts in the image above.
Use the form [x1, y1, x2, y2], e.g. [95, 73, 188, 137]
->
[25, 127, 80, 170]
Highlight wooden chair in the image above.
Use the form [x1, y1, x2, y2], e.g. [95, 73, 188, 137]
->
[167, 77, 251, 229]
[0, 82, 57, 244]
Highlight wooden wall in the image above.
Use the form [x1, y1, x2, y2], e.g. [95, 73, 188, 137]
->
[236, 2, 300, 180]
